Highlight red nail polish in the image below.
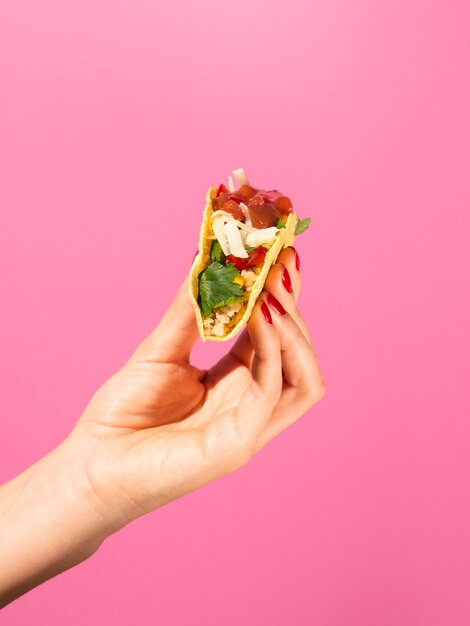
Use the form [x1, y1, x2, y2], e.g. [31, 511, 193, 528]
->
[267, 292, 286, 316]
[282, 267, 293, 293]
[294, 248, 300, 271]
[261, 301, 273, 324]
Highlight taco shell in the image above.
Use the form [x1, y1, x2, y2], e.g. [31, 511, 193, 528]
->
[189, 185, 297, 342]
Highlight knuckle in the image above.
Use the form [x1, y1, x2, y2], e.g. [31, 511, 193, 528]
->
[226, 441, 252, 472]
[265, 263, 285, 285]
[269, 262, 286, 277]
[236, 445, 253, 470]
[307, 378, 326, 404]
[315, 379, 327, 402]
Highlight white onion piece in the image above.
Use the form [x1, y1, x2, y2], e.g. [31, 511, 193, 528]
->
[227, 175, 235, 192]
[246, 227, 279, 248]
[211, 210, 232, 220]
[212, 216, 231, 255]
[212, 211, 252, 233]
[232, 168, 249, 187]
[223, 220, 248, 258]
[214, 213, 254, 233]
[239, 202, 252, 227]
[231, 218, 253, 232]
[211, 211, 236, 254]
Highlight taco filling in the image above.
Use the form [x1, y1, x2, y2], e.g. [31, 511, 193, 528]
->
[196, 169, 299, 338]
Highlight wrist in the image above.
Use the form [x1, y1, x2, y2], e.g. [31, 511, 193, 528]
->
[0, 435, 116, 605]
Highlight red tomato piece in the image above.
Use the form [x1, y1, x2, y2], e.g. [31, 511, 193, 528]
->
[274, 195, 293, 214]
[249, 194, 266, 206]
[227, 246, 266, 271]
[236, 184, 255, 200]
[248, 203, 280, 228]
[222, 200, 245, 221]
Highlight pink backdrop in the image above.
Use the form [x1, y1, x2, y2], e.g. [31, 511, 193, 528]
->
[1, 1, 469, 624]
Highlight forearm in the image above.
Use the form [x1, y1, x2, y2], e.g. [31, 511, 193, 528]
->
[0, 437, 112, 607]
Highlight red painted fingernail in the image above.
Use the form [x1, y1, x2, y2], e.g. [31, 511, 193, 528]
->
[282, 267, 293, 293]
[267, 292, 286, 316]
[261, 301, 273, 324]
[286, 246, 300, 271]
[294, 248, 300, 271]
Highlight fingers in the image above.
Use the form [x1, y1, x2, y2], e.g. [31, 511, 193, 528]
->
[263, 260, 311, 343]
[230, 246, 302, 367]
[265, 292, 322, 391]
[130, 275, 199, 364]
[216, 242, 324, 459]
[255, 293, 325, 449]
[278, 246, 302, 302]
[231, 299, 283, 456]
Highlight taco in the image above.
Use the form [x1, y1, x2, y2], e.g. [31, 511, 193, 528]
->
[189, 169, 311, 342]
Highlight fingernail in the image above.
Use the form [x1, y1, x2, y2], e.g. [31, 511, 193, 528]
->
[294, 248, 300, 271]
[261, 301, 273, 324]
[267, 292, 286, 316]
[286, 246, 300, 271]
[282, 267, 293, 293]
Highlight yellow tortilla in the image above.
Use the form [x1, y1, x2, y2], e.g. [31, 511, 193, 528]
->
[189, 185, 297, 342]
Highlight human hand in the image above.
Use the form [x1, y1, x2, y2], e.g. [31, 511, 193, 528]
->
[71, 247, 325, 527]
[0, 247, 325, 605]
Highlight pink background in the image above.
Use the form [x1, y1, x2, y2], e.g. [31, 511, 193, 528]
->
[1, 0, 469, 624]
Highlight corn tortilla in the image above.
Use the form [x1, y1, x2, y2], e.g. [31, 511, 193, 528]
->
[189, 185, 297, 342]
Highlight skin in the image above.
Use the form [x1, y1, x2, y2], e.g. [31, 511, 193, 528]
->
[0, 248, 325, 607]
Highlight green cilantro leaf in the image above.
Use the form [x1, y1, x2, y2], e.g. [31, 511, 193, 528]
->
[295, 217, 311, 235]
[276, 219, 287, 229]
[210, 240, 223, 263]
[198, 261, 245, 318]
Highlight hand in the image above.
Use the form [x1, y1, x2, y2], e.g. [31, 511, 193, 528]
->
[73, 247, 325, 526]
[0, 247, 325, 605]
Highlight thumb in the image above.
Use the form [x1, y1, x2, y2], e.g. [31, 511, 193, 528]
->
[130, 275, 200, 363]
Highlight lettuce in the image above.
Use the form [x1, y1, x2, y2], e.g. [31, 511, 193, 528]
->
[295, 217, 311, 235]
[198, 262, 245, 318]
[210, 240, 223, 263]
[277, 216, 310, 234]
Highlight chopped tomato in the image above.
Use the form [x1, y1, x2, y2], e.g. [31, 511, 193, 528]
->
[274, 195, 293, 214]
[249, 194, 266, 206]
[236, 184, 255, 200]
[214, 196, 245, 220]
[215, 184, 293, 227]
[248, 203, 280, 228]
[217, 183, 228, 196]
[227, 246, 266, 271]
[222, 199, 245, 221]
